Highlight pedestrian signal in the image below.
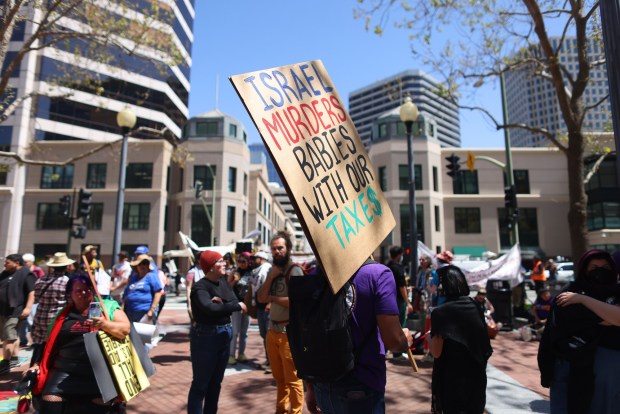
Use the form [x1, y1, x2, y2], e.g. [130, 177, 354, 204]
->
[78, 188, 93, 219]
[59, 195, 71, 217]
[504, 185, 517, 209]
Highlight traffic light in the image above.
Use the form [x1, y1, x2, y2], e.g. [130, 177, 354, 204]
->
[445, 153, 461, 178]
[59, 195, 71, 217]
[72, 225, 87, 239]
[504, 185, 517, 209]
[195, 180, 203, 199]
[78, 188, 93, 218]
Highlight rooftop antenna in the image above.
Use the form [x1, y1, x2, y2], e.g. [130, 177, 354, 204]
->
[215, 74, 219, 110]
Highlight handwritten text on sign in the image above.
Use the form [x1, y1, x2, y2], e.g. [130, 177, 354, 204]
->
[98, 331, 149, 402]
[230, 61, 395, 292]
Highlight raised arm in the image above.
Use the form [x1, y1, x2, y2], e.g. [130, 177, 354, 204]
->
[556, 292, 620, 326]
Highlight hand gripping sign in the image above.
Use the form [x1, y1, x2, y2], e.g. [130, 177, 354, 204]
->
[230, 60, 395, 293]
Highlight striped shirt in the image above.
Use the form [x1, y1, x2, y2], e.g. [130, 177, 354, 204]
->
[31, 272, 70, 344]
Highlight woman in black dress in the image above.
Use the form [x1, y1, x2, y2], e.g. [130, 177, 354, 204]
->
[430, 265, 493, 414]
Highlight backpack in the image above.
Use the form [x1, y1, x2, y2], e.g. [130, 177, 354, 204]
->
[287, 259, 375, 383]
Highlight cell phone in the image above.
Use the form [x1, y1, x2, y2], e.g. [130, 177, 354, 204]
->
[88, 302, 102, 319]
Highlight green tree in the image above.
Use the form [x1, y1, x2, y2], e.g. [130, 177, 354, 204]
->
[0, 0, 187, 165]
[356, 0, 608, 260]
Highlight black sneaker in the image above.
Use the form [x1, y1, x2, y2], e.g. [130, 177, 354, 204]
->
[0, 360, 10, 375]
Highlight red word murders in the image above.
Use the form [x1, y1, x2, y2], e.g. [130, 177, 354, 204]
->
[262, 94, 347, 151]
[243, 63, 333, 112]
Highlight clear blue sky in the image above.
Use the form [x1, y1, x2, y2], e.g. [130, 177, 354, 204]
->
[188, 1, 507, 148]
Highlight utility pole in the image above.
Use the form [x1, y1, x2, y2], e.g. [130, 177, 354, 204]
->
[500, 72, 520, 245]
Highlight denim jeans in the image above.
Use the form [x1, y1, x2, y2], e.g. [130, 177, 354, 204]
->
[230, 311, 250, 358]
[187, 324, 232, 414]
[314, 374, 385, 414]
[256, 306, 270, 362]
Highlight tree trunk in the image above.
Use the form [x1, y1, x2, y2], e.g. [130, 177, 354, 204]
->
[566, 130, 589, 261]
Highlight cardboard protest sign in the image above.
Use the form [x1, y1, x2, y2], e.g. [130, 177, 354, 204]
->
[230, 60, 395, 292]
[97, 330, 150, 402]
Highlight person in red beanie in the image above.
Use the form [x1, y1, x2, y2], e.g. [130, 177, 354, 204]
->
[187, 250, 247, 414]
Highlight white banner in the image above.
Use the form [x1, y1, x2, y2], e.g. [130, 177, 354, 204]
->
[462, 244, 522, 288]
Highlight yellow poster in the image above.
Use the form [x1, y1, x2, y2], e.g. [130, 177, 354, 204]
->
[230, 60, 395, 292]
[97, 330, 150, 402]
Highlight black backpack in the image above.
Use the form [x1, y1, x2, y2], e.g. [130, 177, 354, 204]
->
[287, 259, 375, 383]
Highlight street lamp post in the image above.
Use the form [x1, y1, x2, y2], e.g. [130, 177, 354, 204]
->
[399, 96, 420, 284]
[112, 107, 137, 263]
[195, 164, 217, 246]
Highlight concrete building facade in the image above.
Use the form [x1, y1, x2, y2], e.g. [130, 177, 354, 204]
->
[1, 1, 195, 259]
[505, 36, 611, 147]
[349, 70, 461, 149]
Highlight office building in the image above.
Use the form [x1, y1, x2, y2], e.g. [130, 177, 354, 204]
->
[2, 1, 195, 259]
[349, 70, 461, 148]
[504, 36, 610, 147]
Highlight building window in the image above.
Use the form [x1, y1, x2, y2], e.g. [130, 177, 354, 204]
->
[123, 203, 150, 230]
[0, 164, 8, 185]
[453, 171, 479, 194]
[588, 202, 620, 230]
[228, 167, 237, 192]
[34, 244, 66, 259]
[396, 122, 406, 136]
[126, 163, 153, 188]
[85, 203, 104, 230]
[86, 164, 107, 189]
[378, 123, 388, 138]
[586, 157, 618, 190]
[196, 121, 218, 136]
[434, 205, 440, 231]
[504, 169, 530, 194]
[227, 206, 236, 232]
[378, 166, 387, 191]
[498, 207, 539, 248]
[259, 192, 263, 210]
[432, 166, 438, 192]
[455, 207, 481, 233]
[41, 165, 74, 189]
[194, 165, 216, 190]
[191, 205, 212, 247]
[36, 203, 70, 229]
[399, 204, 425, 246]
[243, 173, 248, 196]
[398, 165, 422, 190]
[229, 124, 237, 137]
[242, 210, 247, 235]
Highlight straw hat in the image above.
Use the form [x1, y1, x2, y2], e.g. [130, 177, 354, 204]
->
[46, 252, 76, 267]
[130, 254, 154, 270]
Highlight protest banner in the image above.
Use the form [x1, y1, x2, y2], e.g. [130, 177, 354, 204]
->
[230, 60, 395, 292]
[97, 330, 150, 402]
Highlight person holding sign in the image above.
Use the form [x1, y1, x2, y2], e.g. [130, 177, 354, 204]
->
[187, 250, 247, 414]
[31, 274, 131, 413]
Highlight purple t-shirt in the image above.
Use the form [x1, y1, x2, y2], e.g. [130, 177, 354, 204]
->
[350, 263, 399, 392]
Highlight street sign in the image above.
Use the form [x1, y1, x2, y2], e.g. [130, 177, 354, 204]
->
[467, 151, 476, 172]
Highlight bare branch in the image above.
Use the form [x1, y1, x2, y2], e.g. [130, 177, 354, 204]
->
[0, 126, 173, 166]
[583, 151, 608, 185]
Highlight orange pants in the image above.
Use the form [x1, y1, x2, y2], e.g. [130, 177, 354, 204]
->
[266, 330, 304, 414]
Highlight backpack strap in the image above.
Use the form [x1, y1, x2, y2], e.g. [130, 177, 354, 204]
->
[284, 263, 303, 286]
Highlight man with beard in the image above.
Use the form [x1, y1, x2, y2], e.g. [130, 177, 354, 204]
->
[257, 231, 304, 414]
